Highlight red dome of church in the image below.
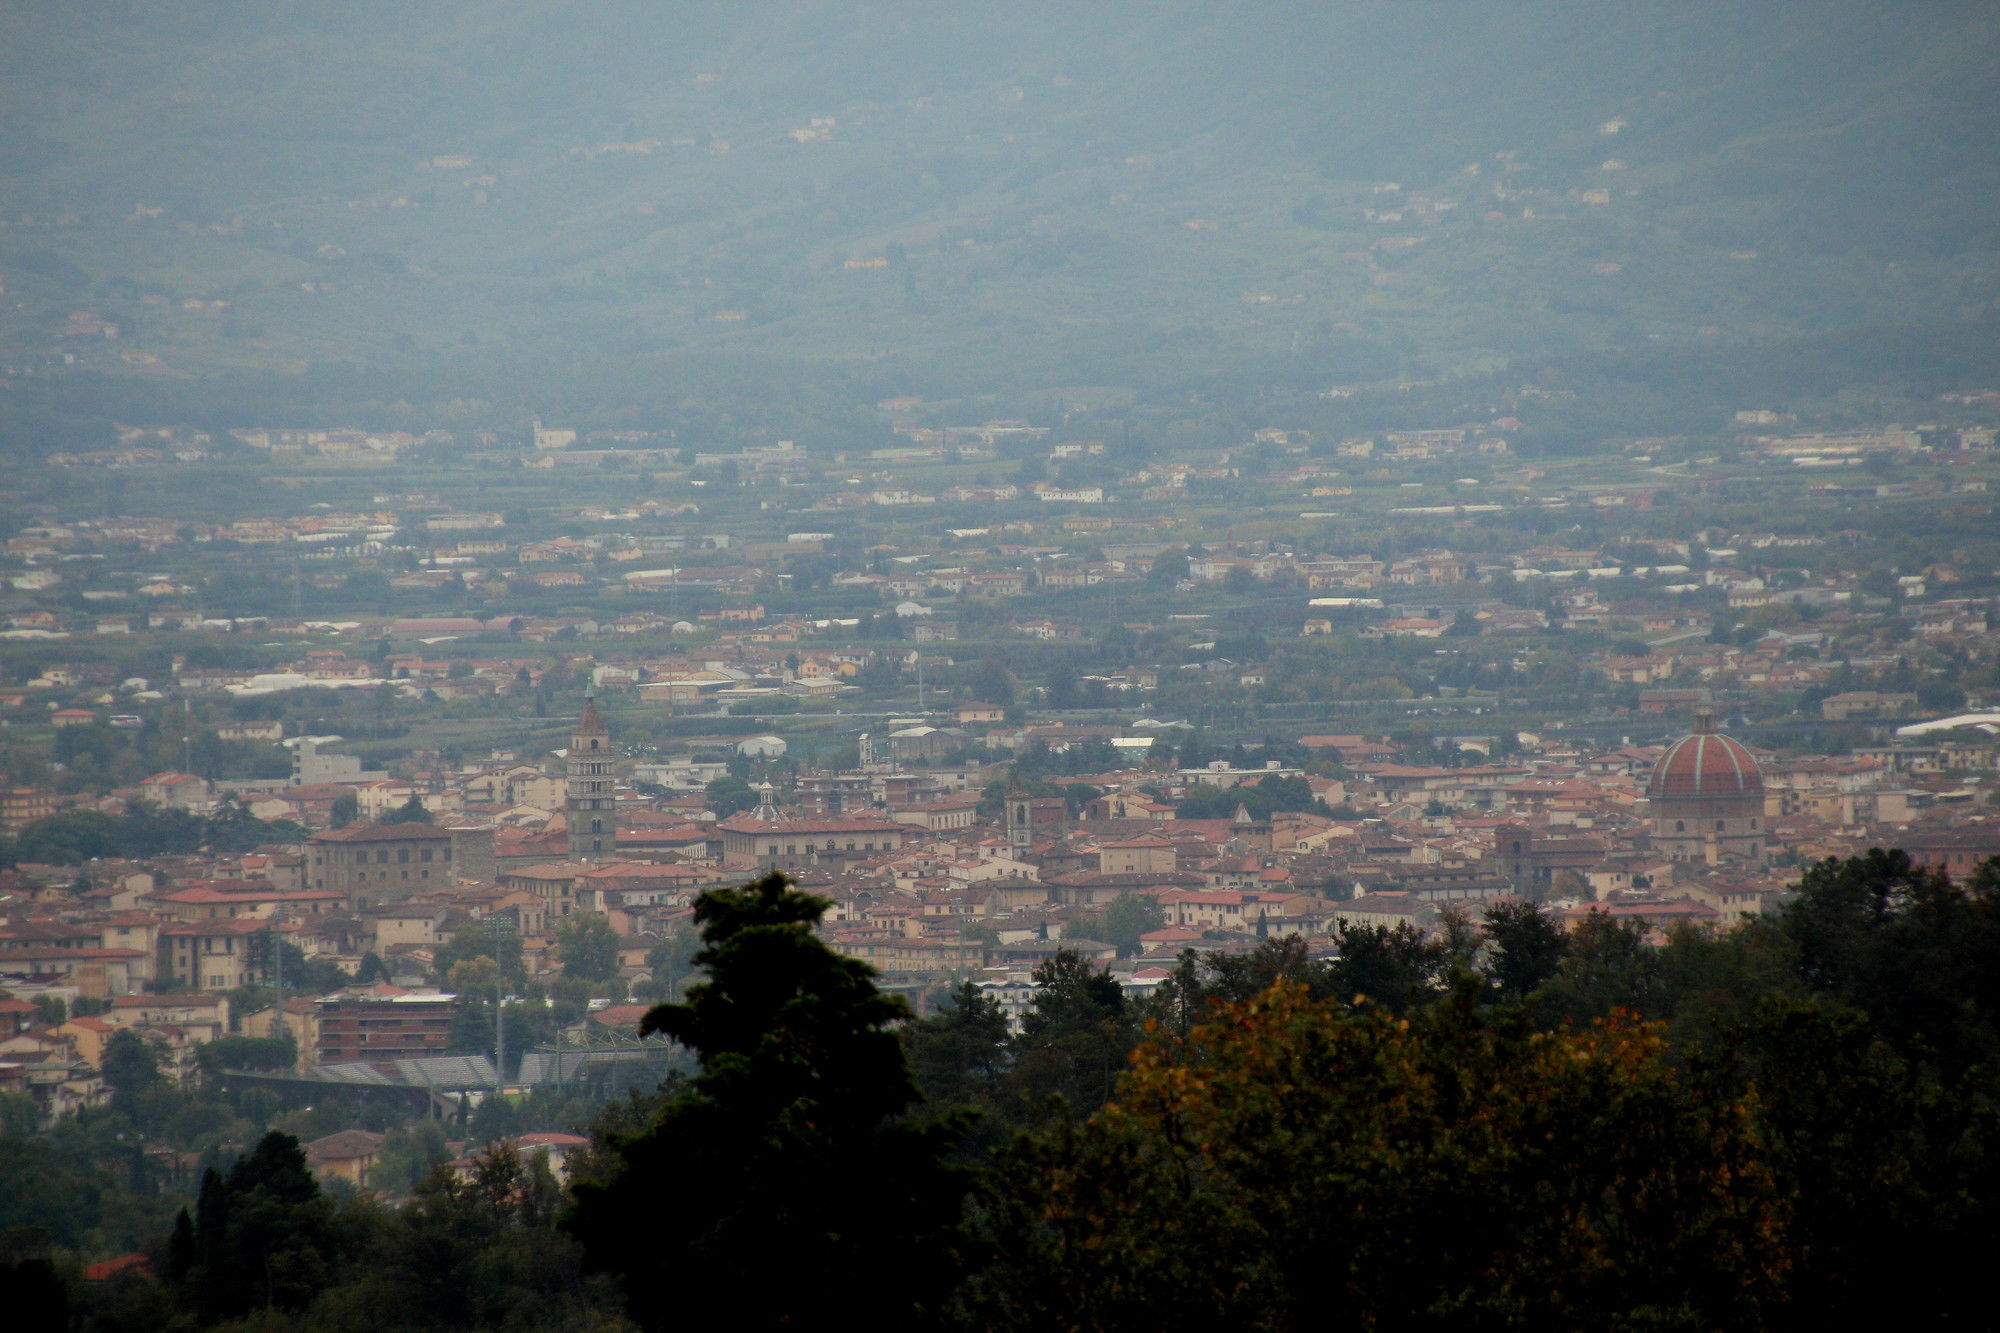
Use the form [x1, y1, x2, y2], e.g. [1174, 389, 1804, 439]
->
[1648, 713, 1762, 800]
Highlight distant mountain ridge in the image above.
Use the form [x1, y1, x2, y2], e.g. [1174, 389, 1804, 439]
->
[0, 0, 1995, 419]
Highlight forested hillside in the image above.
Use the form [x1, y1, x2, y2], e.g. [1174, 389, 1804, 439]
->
[2, 0, 1997, 438]
[28, 855, 2000, 1329]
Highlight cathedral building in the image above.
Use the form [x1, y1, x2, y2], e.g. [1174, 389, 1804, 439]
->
[1647, 708, 1767, 866]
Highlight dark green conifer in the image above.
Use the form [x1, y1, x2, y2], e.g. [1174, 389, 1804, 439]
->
[568, 873, 965, 1330]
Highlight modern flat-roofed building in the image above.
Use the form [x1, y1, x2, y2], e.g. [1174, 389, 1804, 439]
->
[314, 986, 457, 1067]
[1, 787, 62, 833]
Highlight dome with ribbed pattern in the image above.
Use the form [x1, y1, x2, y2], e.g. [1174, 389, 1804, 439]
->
[1648, 714, 1761, 800]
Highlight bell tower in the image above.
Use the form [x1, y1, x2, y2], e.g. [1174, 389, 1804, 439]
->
[1008, 793, 1033, 852]
[567, 697, 614, 861]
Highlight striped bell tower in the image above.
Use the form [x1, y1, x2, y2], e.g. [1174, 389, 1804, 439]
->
[567, 697, 614, 861]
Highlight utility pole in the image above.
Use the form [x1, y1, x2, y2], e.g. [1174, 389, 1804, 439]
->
[491, 919, 511, 1097]
[273, 921, 292, 1072]
[493, 962, 504, 1096]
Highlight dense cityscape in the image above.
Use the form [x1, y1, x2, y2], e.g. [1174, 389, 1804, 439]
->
[5, 3, 2000, 1328]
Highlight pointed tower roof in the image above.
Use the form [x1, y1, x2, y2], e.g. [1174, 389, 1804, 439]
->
[575, 696, 606, 736]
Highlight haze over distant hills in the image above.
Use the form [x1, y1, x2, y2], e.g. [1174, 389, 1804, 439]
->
[1, 0, 1997, 436]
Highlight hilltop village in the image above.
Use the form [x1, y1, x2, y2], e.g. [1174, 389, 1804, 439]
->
[3, 402, 2000, 1121]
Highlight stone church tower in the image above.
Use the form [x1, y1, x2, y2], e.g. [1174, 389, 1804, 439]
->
[566, 697, 614, 861]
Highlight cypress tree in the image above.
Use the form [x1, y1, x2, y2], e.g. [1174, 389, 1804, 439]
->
[164, 1207, 194, 1284]
[568, 873, 966, 1330]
